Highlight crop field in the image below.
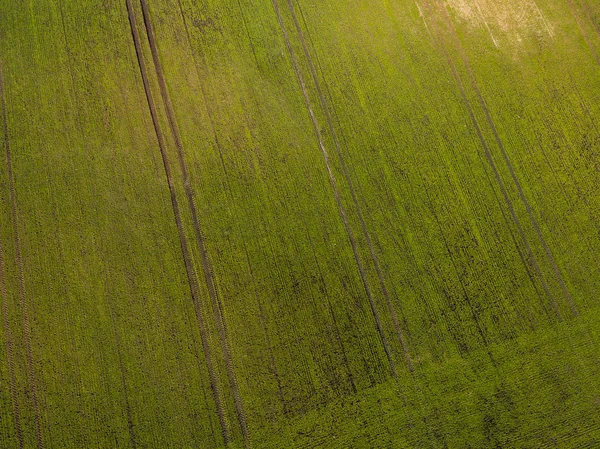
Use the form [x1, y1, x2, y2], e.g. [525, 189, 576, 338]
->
[1, 0, 600, 447]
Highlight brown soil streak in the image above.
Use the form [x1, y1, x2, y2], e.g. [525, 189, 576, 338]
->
[420, 0, 562, 320]
[286, 0, 414, 372]
[270, 0, 398, 379]
[124, 1, 232, 445]
[579, 0, 600, 39]
[108, 300, 137, 449]
[137, 1, 249, 444]
[0, 242, 22, 449]
[0, 61, 43, 449]
[0, 180, 22, 449]
[177, 0, 289, 419]
[436, 2, 578, 316]
[570, 0, 600, 67]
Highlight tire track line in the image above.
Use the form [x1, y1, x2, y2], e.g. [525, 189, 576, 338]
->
[297, 209, 357, 394]
[0, 60, 43, 449]
[418, 0, 562, 320]
[286, 0, 414, 372]
[242, 243, 288, 414]
[107, 296, 137, 449]
[287, 15, 444, 438]
[270, 0, 398, 379]
[577, 0, 600, 61]
[124, 1, 232, 445]
[136, 1, 249, 444]
[421, 178, 490, 349]
[437, 5, 600, 391]
[566, 0, 600, 67]
[177, 0, 289, 423]
[434, 0, 578, 316]
[0, 230, 22, 448]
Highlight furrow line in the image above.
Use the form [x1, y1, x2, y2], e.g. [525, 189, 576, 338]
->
[137, 1, 249, 444]
[178, 0, 290, 421]
[298, 209, 357, 394]
[286, 0, 414, 372]
[0, 60, 43, 449]
[241, 243, 288, 414]
[564, 0, 600, 73]
[421, 178, 490, 349]
[108, 298, 137, 449]
[270, 0, 398, 379]
[419, 1, 562, 320]
[578, 0, 600, 42]
[124, 1, 232, 445]
[0, 234, 22, 448]
[435, 1, 578, 316]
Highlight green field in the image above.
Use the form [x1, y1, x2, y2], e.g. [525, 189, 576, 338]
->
[1, 0, 600, 447]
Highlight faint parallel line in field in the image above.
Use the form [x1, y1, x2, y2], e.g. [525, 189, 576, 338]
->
[234, 0, 260, 67]
[418, 0, 562, 321]
[106, 291, 137, 449]
[578, 0, 600, 43]
[242, 244, 288, 412]
[374, 44, 539, 333]
[436, 0, 578, 317]
[137, 1, 250, 445]
[269, 0, 398, 379]
[432, 122, 545, 329]
[124, 1, 232, 445]
[284, 8, 451, 438]
[0, 212, 22, 448]
[0, 66, 22, 449]
[567, 71, 600, 142]
[287, 5, 444, 437]
[0, 61, 43, 449]
[473, 0, 499, 47]
[177, 0, 290, 420]
[280, 4, 396, 378]
[263, 231, 320, 401]
[475, 146, 553, 324]
[299, 212, 357, 394]
[523, 85, 600, 264]
[530, 0, 554, 39]
[285, 0, 414, 373]
[56, 3, 129, 439]
[564, 0, 600, 67]
[178, 0, 291, 415]
[415, 2, 433, 38]
[420, 177, 491, 350]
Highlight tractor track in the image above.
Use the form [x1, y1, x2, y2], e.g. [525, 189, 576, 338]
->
[579, 0, 600, 38]
[571, 0, 600, 67]
[270, 0, 398, 379]
[107, 294, 137, 449]
[178, 0, 290, 426]
[0, 234, 22, 448]
[0, 60, 43, 449]
[285, 0, 414, 373]
[124, 1, 232, 445]
[137, 1, 249, 444]
[434, 0, 578, 316]
[418, 0, 562, 320]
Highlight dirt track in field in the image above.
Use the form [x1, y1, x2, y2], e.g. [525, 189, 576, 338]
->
[125, 0, 232, 445]
[137, 0, 249, 444]
[270, 0, 398, 380]
[436, 0, 578, 316]
[1, 60, 43, 449]
[0, 220, 22, 448]
[285, 0, 415, 373]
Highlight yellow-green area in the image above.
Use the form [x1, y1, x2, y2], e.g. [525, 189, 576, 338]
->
[0, 0, 599, 447]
